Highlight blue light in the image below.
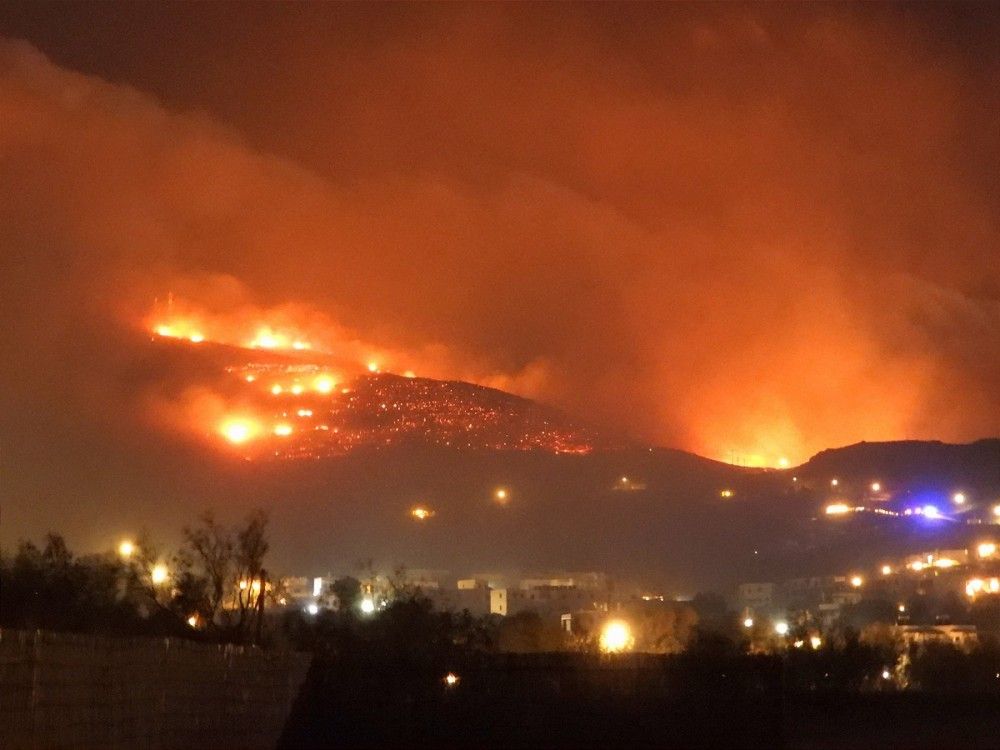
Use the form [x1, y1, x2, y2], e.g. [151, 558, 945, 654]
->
[922, 505, 940, 519]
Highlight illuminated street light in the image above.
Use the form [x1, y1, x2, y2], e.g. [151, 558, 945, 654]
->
[992, 505, 1000, 519]
[830, 479, 839, 487]
[777, 457, 790, 469]
[305, 603, 319, 616]
[443, 672, 460, 688]
[599, 620, 633, 653]
[810, 636, 822, 649]
[367, 361, 379, 373]
[978, 542, 997, 558]
[774, 622, 789, 636]
[360, 598, 376, 615]
[273, 423, 294, 437]
[743, 617, 754, 628]
[494, 488, 510, 505]
[881, 565, 892, 575]
[271, 384, 283, 395]
[898, 604, 906, 613]
[187, 615, 198, 628]
[850, 575, 863, 588]
[151, 564, 169, 585]
[410, 506, 434, 521]
[720, 489, 734, 499]
[871, 482, 881, 492]
[118, 540, 135, 559]
[953, 492, 967, 505]
[882, 670, 892, 680]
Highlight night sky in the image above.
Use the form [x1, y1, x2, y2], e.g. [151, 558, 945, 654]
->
[1, 3, 997, 570]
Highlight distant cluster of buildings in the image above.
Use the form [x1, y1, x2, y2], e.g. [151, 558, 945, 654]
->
[738, 539, 1000, 650]
[280, 569, 618, 621]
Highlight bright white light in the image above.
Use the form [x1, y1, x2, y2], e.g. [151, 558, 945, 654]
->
[743, 617, 754, 628]
[118, 540, 135, 559]
[850, 575, 863, 588]
[151, 564, 169, 585]
[810, 636, 822, 649]
[777, 457, 790, 468]
[306, 603, 319, 616]
[825, 503, 851, 515]
[953, 492, 966, 505]
[881, 565, 892, 575]
[922, 505, 940, 519]
[367, 361, 379, 373]
[360, 598, 376, 615]
[444, 672, 460, 687]
[830, 479, 839, 487]
[978, 542, 997, 558]
[871, 482, 881, 492]
[774, 622, 789, 636]
[187, 615, 198, 628]
[882, 670, 892, 680]
[599, 620, 633, 653]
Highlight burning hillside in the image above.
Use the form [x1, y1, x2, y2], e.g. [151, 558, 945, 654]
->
[147, 297, 606, 458]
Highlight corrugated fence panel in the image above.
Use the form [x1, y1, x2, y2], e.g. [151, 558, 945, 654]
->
[0, 630, 311, 750]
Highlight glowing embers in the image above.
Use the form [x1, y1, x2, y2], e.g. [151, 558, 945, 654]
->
[205, 363, 599, 459]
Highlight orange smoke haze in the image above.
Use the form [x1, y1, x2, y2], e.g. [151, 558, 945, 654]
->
[0, 5, 998, 472]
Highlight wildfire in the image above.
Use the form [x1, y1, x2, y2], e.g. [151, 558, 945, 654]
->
[220, 418, 259, 444]
[146, 294, 594, 460]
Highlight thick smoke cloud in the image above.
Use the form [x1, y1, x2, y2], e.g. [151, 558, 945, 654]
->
[0, 3, 997, 492]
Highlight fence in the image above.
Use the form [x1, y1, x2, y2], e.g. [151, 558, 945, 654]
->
[0, 629, 311, 750]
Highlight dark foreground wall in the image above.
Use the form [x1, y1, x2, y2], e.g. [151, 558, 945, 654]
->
[280, 652, 785, 749]
[0, 629, 311, 750]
